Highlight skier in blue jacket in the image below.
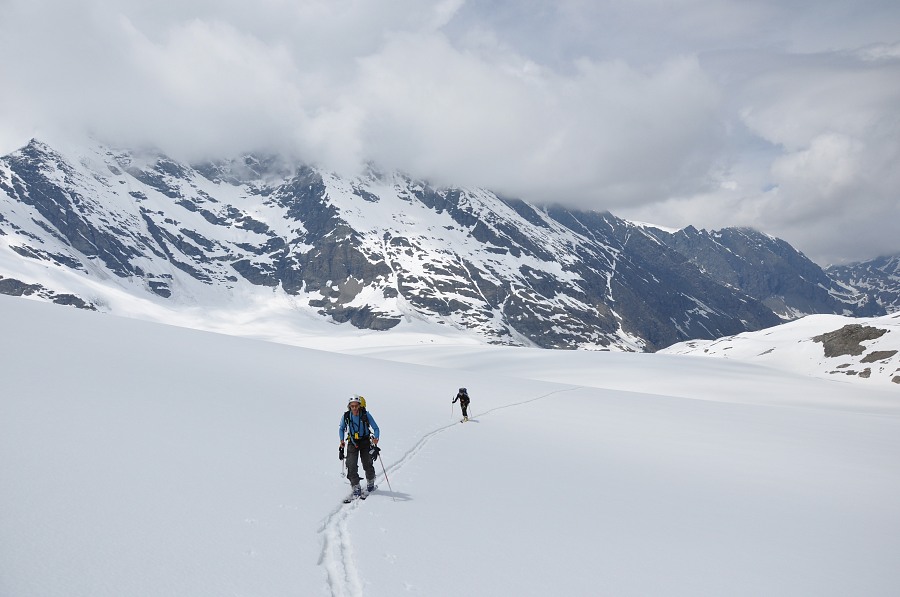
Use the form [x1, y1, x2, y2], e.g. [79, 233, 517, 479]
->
[339, 395, 380, 497]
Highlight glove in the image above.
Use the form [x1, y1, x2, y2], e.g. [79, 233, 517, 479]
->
[339, 445, 344, 461]
[369, 445, 381, 462]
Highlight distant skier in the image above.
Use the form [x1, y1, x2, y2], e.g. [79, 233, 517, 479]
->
[453, 387, 471, 422]
[339, 395, 380, 498]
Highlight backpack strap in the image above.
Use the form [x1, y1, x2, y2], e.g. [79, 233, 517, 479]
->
[344, 408, 370, 445]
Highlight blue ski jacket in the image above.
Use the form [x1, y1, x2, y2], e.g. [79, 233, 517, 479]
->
[340, 410, 380, 443]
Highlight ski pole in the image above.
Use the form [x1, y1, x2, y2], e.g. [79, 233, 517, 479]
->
[377, 450, 396, 501]
[451, 400, 455, 422]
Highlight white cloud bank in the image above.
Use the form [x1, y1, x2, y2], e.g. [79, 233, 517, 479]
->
[1, 0, 898, 264]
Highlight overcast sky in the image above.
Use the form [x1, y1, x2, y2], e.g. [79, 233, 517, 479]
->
[2, 0, 898, 265]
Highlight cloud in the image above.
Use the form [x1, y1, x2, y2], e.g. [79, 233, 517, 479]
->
[0, 0, 459, 160]
[671, 46, 900, 264]
[1, 0, 899, 265]
[0, 0, 725, 193]
[350, 34, 724, 204]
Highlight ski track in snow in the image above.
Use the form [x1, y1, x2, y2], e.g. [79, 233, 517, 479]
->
[316, 387, 580, 597]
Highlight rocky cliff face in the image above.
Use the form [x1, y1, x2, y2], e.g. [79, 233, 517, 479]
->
[655, 226, 882, 318]
[0, 139, 889, 351]
[827, 254, 900, 314]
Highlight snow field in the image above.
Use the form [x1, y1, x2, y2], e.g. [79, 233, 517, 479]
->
[2, 294, 899, 596]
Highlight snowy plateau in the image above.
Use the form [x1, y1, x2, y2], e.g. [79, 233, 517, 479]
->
[2, 292, 900, 597]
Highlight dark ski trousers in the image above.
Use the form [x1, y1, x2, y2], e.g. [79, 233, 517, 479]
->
[460, 402, 469, 417]
[346, 437, 376, 486]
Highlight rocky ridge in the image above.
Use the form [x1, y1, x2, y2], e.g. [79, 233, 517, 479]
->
[0, 139, 893, 352]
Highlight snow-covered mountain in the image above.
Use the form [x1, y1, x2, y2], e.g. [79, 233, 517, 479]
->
[655, 225, 884, 318]
[662, 311, 900, 386]
[0, 139, 887, 351]
[828, 253, 900, 314]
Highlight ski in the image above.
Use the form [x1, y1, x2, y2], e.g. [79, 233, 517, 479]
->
[342, 485, 377, 504]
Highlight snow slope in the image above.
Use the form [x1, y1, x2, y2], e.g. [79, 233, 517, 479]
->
[661, 312, 900, 386]
[2, 295, 899, 596]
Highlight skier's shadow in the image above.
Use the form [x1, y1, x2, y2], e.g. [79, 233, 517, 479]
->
[372, 489, 412, 502]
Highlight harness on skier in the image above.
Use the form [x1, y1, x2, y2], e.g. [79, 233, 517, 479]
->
[343, 408, 371, 446]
